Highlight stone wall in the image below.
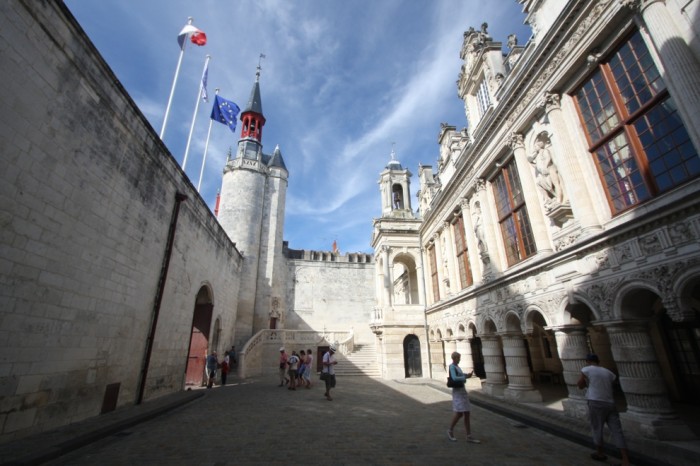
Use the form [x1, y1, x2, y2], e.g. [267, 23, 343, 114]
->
[0, 2, 242, 442]
[286, 255, 375, 344]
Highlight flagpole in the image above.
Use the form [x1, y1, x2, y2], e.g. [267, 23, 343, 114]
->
[198, 88, 219, 192]
[160, 17, 193, 140]
[183, 54, 211, 171]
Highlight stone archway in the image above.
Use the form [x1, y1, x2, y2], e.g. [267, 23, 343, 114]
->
[403, 334, 423, 378]
[184, 286, 214, 387]
[391, 253, 420, 305]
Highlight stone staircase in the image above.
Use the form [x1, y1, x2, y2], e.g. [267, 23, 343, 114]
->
[335, 343, 380, 377]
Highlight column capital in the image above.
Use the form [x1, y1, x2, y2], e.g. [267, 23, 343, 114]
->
[618, 0, 666, 13]
[538, 91, 561, 112]
[507, 132, 525, 151]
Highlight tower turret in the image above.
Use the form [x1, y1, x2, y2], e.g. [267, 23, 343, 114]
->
[217, 57, 290, 346]
[378, 145, 415, 218]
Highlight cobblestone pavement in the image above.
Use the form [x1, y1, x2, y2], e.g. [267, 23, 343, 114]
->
[40, 376, 620, 466]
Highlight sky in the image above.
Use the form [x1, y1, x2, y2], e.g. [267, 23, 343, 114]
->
[64, 0, 532, 254]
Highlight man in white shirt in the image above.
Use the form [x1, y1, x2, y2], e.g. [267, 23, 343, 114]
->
[287, 351, 300, 390]
[577, 354, 630, 466]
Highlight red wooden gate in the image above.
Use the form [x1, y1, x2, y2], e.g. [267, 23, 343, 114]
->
[185, 303, 213, 387]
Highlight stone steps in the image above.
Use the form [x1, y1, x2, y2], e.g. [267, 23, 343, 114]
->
[335, 344, 380, 377]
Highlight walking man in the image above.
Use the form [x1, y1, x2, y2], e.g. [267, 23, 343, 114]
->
[577, 353, 630, 465]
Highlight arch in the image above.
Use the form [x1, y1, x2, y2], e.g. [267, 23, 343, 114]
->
[391, 252, 420, 305]
[673, 265, 700, 321]
[504, 312, 522, 333]
[392, 183, 405, 209]
[457, 323, 467, 339]
[184, 285, 214, 387]
[523, 305, 549, 333]
[617, 284, 663, 320]
[403, 334, 423, 378]
[483, 318, 497, 335]
[467, 321, 485, 378]
[613, 280, 662, 320]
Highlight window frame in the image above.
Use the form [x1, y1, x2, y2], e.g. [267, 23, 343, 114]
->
[427, 243, 440, 303]
[492, 159, 537, 266]
[572, 30, 699, 215]
[452, 214, 473, 289]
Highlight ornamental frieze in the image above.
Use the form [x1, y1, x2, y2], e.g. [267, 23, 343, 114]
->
[638, 233, 663, 256]
[580, 278, 623, 321]
[668, 220, 696, 245]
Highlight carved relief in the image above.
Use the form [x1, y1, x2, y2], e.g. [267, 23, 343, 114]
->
[668, 221, 694, 245]
[615, 242, 634, 264]
[582, 278, 623, 320]
[638, 233, 662, 256]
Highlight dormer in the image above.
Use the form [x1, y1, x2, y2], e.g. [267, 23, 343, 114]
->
[457, 23, 506, 131]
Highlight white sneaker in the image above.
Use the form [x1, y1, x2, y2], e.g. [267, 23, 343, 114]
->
[466, 435, 481, 444]
[447, 430, 457, 442]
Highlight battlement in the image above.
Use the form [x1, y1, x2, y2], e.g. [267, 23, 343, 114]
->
[284, 243, 373, 263]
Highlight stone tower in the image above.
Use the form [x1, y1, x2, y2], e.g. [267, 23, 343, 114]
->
[217, 64, 289, 345]
[371, 147, 427, 379]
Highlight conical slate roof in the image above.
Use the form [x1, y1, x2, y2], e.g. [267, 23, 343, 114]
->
[268, 144, 287, 171]
[244, 80, 263, 115]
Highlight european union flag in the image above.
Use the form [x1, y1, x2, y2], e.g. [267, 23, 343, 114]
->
[211, 95, 240, 134]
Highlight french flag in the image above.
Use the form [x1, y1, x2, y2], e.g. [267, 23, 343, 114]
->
[178, 24, 207, 49]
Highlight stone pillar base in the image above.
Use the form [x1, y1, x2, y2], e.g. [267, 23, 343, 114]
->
[504, 387, 543, 403]
[466, 377, 482, 390]
[562, 397, 588, 421]
[621, 411, 697, 441]
[482, 382, 506, 397]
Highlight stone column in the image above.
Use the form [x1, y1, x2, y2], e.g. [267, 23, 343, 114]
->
[539, 92, 601, 235]
[472, 180, 498, 278]
[415, 248, 427, 306]
[501, 333, 542, 402]
[508, 133, 553, 253]
[629, 0, 700, 148]
[526, 334, 545, 373]
[381, 245, 392, 308]
[553, 326, 589, 419]
[444, 338, 457, 369]
[481, 335, 507, 397]
[605, 321, 694, 440]
[456, 338, 474, 374]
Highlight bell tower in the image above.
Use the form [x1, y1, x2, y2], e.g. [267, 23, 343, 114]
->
[370, 146, 426, 379]
[378, 145, 414, 218]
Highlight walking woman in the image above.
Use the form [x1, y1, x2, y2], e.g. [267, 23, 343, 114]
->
[447, 351, 480, 443]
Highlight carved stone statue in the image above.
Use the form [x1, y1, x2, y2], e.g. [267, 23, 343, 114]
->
[473, 201, 487, 253]
[527, 132, 567, 206]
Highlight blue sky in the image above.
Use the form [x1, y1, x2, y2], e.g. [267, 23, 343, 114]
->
[65, 0, 531, 254]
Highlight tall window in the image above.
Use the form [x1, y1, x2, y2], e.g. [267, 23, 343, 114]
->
[574, 30, 699, 214]
[453, 215, 473, 289]
[493, 160, 536, 266]
[428, 244, 440, 302]
[476, 79, 492, 119]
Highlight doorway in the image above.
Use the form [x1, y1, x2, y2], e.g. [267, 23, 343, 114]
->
[404, 335, 422, 377]
[184, 287, 214, 387]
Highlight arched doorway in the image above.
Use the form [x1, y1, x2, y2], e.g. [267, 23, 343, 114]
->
[184, 286, 214, 387]
[468, 324, 485, 378]
[404, 334, 422, 377]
